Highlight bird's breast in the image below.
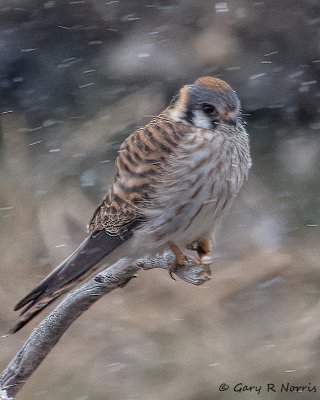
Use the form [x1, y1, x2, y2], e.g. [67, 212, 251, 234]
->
[140, 125, 251, 247]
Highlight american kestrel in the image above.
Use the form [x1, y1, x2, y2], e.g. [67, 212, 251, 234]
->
[12, 76, 251, 333]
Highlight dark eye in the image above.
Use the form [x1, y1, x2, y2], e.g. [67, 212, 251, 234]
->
[202, 103, 216, 115]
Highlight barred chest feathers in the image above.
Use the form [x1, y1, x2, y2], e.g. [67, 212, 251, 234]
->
[141, 123, 251, 247]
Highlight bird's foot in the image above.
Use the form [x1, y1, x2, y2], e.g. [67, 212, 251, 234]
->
[187, 237, 213, 266]
[168, 242, 202, 280]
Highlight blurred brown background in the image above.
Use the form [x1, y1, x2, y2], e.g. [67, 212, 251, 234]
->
[0, 0, 319, 399]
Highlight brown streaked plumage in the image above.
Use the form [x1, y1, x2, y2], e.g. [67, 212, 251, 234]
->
[11, 76, 251, 333]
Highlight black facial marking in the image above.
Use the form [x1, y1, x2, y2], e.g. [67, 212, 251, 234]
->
[186, 109, 194, 123]
[188, 85, 240, 114]
[202, 103, 216, 115]
[169, 93, 180, 108]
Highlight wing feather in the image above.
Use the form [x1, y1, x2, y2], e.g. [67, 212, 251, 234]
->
[12, 114, 187, 332]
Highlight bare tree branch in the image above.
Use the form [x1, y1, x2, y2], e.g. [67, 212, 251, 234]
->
[0, 251, 211, 400]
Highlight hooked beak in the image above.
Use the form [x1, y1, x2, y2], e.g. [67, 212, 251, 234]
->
[223, 112, 238, 126]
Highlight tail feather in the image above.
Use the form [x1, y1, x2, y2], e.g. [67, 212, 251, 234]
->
[11, 227, 135, 333]
[10, 293, 61, 334]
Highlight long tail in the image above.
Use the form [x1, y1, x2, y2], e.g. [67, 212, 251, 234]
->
[11, 229, 132, 333]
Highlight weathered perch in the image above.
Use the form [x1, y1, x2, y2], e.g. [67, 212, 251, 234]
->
[0, 251, 211, 400]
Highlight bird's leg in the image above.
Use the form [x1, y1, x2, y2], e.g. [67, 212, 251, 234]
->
[187, 236, 213, 266]
[168, 242, 201, 280]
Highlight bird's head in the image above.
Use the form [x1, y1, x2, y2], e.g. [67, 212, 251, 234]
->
[168, 76, 241, 129]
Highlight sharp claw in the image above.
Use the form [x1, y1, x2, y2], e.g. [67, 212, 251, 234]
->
[169, 271, 177, 280]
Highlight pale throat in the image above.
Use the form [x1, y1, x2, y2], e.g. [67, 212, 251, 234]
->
[168, 106, 212, 130]
[190, 110, 212, 129]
